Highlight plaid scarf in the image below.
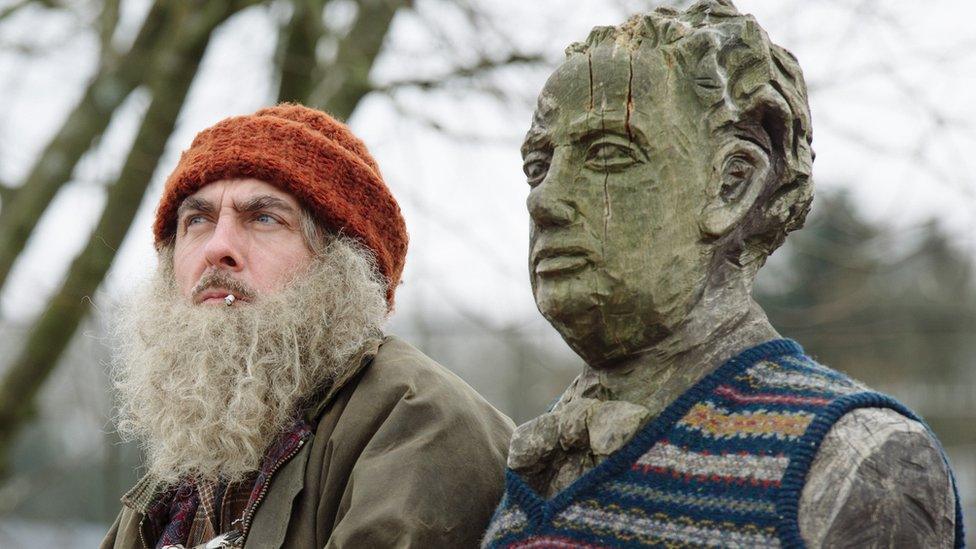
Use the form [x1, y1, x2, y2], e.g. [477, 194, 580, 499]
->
[152, 418, 312, 547]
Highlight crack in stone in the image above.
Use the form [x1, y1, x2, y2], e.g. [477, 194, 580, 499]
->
[599, 98, 610, 253]
[603, 173, 611, 247]
[587, 53, 595, 111]
[625, 50, 634, 143]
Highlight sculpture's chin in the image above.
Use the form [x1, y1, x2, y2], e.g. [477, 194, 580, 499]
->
[533, 281, 595, 329]
[535, 279, 675, 369]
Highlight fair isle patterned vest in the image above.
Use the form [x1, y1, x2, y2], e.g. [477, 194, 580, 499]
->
[482, 339, 965, 548]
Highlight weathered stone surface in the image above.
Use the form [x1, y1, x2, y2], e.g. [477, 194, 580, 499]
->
[548, 452, 597, 497]
[587, 400, 650, 456]
[801, 408, 956, 548]
[554, 397, 597, 450]
[507, 412, 559, 471]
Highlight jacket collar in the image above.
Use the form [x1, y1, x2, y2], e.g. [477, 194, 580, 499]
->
[304, 335, 382, 422]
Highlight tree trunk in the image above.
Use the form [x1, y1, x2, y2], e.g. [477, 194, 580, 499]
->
[276, 0, 327, 104]
[0, 1, 168, 292]
[0, 0, 258, 478]
[307, 0, 407, 119]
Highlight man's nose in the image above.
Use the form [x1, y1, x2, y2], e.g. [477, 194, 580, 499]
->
[202, 216, 245, 271]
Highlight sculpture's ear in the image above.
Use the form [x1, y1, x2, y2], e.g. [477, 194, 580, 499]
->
[699, 136, 771, 238]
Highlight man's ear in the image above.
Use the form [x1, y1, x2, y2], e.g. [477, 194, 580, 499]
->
[699, 139, 771, 238]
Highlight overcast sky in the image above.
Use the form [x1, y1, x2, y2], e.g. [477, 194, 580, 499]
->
[0, 0, 974, 330]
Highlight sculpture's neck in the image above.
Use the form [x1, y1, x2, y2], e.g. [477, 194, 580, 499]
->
[511, 272, 781, 497]
[582, 275, 779, 413]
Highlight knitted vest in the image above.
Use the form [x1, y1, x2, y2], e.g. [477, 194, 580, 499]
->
[482, 339, 965, 548]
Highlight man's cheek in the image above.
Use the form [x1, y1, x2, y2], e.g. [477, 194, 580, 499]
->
[174, 260, 201, 298]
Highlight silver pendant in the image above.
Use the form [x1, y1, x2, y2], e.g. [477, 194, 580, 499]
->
[205, 529, 244, 548]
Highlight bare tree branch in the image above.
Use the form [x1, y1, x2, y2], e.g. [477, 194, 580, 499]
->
[0, 184, 15, 206]
[96, 0, 121, 55]
[0, 0, 262, 479]
[308, 0, 409, 119]
[275, 0, 327, 103]
[0, 0, 40, 22]
[376, 53, 546, 93]
[0, 0, 169, 292]
[389, 98, 520, 146]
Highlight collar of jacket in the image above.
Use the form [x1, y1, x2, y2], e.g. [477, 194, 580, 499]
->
[120, 335, 384, 515]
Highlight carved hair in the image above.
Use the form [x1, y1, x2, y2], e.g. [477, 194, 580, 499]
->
[567, 0, 814, 263]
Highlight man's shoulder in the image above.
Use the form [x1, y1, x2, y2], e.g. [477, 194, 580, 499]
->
[346, 334, 513, 427]
[365, 335, 481, 397]
[370, 334, 451, 377]
[299, 336, 512, 548]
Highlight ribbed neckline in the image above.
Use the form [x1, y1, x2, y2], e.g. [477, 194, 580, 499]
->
[505, 338, 804, 525]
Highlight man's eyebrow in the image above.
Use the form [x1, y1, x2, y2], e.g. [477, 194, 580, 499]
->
[234, 195, 296, 215]
[177, 196, 215, 218]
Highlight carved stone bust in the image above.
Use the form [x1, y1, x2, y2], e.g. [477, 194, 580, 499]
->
[505, 1, 959, 546]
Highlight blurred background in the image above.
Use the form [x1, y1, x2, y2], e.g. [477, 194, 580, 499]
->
[0, 0, 973, 544]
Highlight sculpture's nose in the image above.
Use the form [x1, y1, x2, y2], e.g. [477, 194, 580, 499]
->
[527, 187, 576, 228]
[527, 158, 577, 228]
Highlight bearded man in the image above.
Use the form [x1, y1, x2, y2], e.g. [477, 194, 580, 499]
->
[101, 104, 514, 548]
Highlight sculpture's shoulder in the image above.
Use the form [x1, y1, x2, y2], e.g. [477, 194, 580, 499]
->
[736, 347, 870, 400]
[799, 406, 959, 548]
[734, 347, 962, 547]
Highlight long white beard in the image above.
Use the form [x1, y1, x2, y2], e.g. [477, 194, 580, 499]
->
[112, 238, 387, 484]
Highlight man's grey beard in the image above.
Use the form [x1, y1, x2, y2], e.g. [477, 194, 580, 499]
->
[112, 237, 387, 484]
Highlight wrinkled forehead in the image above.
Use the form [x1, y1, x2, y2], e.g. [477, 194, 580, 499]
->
[180, 178, 303, 208]
[523, 43, 681, 156]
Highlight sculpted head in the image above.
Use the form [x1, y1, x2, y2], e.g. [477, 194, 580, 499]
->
[524, 0, 813, 367]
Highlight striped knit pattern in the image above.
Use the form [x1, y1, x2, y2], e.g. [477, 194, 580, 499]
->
[482, 339, 966, 548]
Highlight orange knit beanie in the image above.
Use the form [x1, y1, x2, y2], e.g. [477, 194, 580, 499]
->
[153, 103, 408, 308]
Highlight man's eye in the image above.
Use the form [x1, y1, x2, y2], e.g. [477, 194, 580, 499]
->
[186, 215, 207, 227]
[523, 159, 550, 187]
[255, 213, 279, 225]
[584, 141, 641, 171]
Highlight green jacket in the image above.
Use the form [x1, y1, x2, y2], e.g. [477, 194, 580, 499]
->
[101, 336, 514, 548]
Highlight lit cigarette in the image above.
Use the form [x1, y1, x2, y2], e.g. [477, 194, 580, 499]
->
[224, 294, 236, 306]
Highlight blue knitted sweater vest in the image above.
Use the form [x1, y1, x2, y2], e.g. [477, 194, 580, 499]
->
[482, 339, 965, 548]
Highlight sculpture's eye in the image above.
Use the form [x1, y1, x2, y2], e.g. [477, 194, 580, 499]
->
[523, 154, 550, 187]
[584, 139, 642, 172]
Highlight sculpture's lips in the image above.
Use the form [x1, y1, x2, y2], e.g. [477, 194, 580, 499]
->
[536, 255, 589, 276]
[533, 245, 593, 277]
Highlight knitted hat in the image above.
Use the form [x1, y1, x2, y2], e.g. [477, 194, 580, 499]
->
[153, 103, 408, 308]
